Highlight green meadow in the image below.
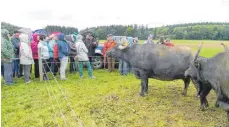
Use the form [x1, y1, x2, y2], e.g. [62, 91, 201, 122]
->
[1, 40, 229, 127]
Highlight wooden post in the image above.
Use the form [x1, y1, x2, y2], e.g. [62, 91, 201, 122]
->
[38, 47, 43, 81]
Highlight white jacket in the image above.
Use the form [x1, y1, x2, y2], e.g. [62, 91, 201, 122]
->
[19, 42, 34, 65]
[38, 41, 50, 60]
[75, 40, 89, 61]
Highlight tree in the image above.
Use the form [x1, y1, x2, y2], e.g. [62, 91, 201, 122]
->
[124, 26, 134, 36]
[44, 25, 78, 35]
[1, 22, 21, 35]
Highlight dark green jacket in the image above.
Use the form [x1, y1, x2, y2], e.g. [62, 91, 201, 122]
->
[1, 29, 15, 63]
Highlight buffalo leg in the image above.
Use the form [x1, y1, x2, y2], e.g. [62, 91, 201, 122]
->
[217, 100, 229, 121]
[140, 81, 145, 96]
[191, 79, 200, 97]
[145, 78, 149, 94]
[139, 73, 148, 96]
[200, 85, 211, 111]
[227, 111, 229, 122]
[138, 70, 148, 96]
[215, 86, 225, 108]
[140, 78, 148, 96]
[217, 101, 229, 110]
[182, 78, 190, 96]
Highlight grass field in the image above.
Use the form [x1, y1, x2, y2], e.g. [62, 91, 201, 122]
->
[1, 40, 229, 127]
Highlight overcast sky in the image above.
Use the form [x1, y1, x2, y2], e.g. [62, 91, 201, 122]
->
[1, 0, 229, 31]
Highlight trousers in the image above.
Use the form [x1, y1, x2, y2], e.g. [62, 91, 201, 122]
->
[107, 57, 115, 71]
[59, 56, 68, 79]
[3, 62, 13, 84]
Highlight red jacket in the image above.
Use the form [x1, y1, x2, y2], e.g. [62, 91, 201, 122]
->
[53, 43, 58, 59]
[163, 41, 174, 47]
[30, 34, 39, 59]
[103, 40, 117, 56]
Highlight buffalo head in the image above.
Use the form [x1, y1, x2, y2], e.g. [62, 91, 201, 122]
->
[106, 37, 130, 58]
[185, 42, 203, 80]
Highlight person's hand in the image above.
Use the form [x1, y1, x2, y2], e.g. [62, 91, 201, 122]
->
[74, 55, 78, 60]
[93, 42, 97, 44]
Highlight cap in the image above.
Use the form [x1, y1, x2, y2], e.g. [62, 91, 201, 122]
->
[107, 34, 113, 37]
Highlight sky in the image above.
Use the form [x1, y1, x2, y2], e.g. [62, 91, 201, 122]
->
[1, 0, 229, 31]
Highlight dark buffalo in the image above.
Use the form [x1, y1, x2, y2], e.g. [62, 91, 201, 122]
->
[107, 38, 197, 96]
[185, 42, 229, 120]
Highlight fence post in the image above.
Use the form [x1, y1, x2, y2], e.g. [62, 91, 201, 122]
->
[38, 47, 43, 81]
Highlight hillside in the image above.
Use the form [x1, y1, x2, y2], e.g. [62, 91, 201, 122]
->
[81, 22, 229, 40]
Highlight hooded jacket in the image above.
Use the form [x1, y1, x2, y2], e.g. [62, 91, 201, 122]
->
[1, 29, 15, 63]
[48, 39, 56, 58]
[38, 40, 50, 60]
[19, 34, 34, 65]
[65, 35, 77, 56]
[57, 33, 69, 59]
[75, 35, 89, 61]
[30, 34, 39, 59]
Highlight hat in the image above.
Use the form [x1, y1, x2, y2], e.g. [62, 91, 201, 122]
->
[107, 34, 113, 37]
[148, 34, 153, 38]
[14, 30, 22, 34]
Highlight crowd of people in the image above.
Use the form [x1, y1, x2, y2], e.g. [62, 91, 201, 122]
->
[1, 28, 174, 85]
[1, 29, 98, 85]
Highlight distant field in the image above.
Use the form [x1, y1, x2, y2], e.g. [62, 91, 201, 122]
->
[1, 40, 229, 127]
[100, 40, 229, 58]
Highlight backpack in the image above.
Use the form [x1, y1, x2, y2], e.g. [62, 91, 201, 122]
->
[53, 43, 58, 59]
[64, 42, 71, 56]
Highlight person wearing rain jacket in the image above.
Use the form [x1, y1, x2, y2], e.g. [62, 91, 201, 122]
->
[57, 33, 69, 80]
[38, 34, 50, 80]
[119, 37, 133, 75]
[19, 34, 34, 83]
[47, 34, 58, 74]
[75, 35, 95, 79]
[30, 34, 40, 78]
[1, 29, 15, 85]
[66, 34, 78, 73]
[84, 33, 98, 67]
[11, 30, 22, 77]
[103, 34, 117, 72]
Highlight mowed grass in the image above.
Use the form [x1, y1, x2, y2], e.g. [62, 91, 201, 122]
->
[2, 40, 229, 127]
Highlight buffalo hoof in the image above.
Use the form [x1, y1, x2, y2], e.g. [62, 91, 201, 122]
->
[182, 91, 187, 96]
[139, 93, 144, 97]
[200, 104, 207, 111]
[215, 101, 220, 108]
[204, 101, 209, 107]
[227, 111, 229, 122]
